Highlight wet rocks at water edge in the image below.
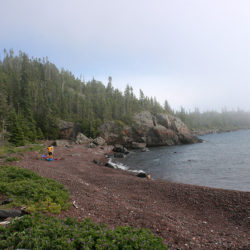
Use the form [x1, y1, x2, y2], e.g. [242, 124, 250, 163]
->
[112, 144, 129, 158]
[136, 171, 151, 179]
[104, 153, 113, 158]
[136, 172, 147, 178]
[105, 162, 116, 169]
[131, 142, 146, 149]
[114, 152, 125, 158]
[113, 144, 129, 154]
[93, 159, 106, 166]
[93, 158, 117, 169]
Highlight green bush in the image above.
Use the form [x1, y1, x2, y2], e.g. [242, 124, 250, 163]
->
[4, 156, 20, 162]
[0, 215, 167, 249]
[0, 166, 70, 213]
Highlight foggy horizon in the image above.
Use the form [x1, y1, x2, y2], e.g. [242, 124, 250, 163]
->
[1, 0, 250, 112]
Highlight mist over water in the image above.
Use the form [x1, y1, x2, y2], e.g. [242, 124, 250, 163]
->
[114, 130, 250, 192]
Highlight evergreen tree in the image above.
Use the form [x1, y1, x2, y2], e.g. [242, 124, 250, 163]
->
[164, 100, 172, 113]
[0, 72, 9, 132]
[20, 53, 31, 114]
[7, 110, 25, 146]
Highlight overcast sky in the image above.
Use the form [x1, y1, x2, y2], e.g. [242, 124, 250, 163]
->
[1, 0, 250, 111]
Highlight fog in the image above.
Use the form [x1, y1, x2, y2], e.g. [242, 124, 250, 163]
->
[1, 0, 250, 111]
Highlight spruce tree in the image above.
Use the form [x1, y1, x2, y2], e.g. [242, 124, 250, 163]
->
[36, 127, 44, 140]
[7, 110, 25, 146]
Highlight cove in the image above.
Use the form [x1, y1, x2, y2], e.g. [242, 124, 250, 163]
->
[114, 129, 250, 192]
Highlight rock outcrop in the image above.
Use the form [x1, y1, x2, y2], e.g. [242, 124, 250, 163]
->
[100, 111, 201, 148]
[93, 137, 106, 146]
[59, 120, 81, 140]
[75, 133, 93, 145]
[53, 140, 71, 147]
[113, 144, 129, 154]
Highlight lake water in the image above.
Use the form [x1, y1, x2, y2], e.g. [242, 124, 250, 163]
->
[113, 129, 250, 192]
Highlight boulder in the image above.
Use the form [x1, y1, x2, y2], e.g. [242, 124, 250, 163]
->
[93, 159, 106, 166]
[87, 143, 96, 148]
[75, 133, 92, 144]
[141, 147, 149, 152]
[114, 152, 125, 158]
[93, 137, 106, 146]
[113, 144, 129, 154]
[113, 144, 124, 152]
[104, 153, 113, 158]
[53, 140, 71, 147]
[131, 142, 147, 149]
[105, 162, 116, 169]
[136, 172, 147, 178]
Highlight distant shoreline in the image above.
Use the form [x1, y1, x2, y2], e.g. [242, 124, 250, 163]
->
[191, 127, 250, 136]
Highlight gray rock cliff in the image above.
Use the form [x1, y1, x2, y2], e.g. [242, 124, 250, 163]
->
[99, 111, 201, 148]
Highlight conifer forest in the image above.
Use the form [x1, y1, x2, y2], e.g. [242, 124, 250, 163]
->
[1, 49, 250, 145]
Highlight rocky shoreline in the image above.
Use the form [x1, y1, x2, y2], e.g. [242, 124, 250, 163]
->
[8, 143, 249, 250]
[58, 111, 201, 149]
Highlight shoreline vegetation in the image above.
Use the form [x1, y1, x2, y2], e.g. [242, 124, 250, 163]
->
[0, 143, 249, 249]
[176, 108, 250, 134]
[191, 127, 250, 136]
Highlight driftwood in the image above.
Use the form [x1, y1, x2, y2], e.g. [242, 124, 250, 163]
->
[73, 201, 79, 209]
[0, 220, 10, 226]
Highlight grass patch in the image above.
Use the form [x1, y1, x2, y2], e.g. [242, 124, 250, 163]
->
[4, 156, 21, 162]
[0, 144, 44, 158]
[0, 215, 167, 249]
[0, 165, 70, 213]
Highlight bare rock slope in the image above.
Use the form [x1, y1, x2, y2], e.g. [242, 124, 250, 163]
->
[100, 111, 201, 148]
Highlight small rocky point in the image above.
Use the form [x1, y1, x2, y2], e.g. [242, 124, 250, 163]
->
[99, 111, 202, 148]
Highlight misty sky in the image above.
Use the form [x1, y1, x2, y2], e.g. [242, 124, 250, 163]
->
[1, 0, 250, 111]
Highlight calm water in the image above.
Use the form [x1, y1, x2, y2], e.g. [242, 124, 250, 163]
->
[114, 130, 250, 191]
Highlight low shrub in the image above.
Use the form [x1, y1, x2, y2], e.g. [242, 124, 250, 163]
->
[4, 156, 20, 162]
[0, 166, 70, 213]
[0, 215, 167, 249]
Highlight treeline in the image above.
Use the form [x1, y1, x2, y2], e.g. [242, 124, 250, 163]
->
[0, 50, 169, 145]
[1, 50, 250, 146]
[175, 107, 250, 132]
